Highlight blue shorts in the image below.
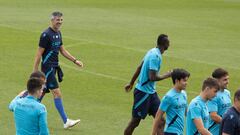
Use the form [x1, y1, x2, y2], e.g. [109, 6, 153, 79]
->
[41, 65, 59, 92]
[132, 88, 160, 119]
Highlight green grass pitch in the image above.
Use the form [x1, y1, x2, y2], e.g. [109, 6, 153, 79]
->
[0, 0, 240, 134]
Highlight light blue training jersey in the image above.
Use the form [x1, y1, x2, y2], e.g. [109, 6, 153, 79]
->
[135, 48, 162, 94]
[159, 89, 187, 135]
[9, 95, 49, 135]
[187, 96, 210, 135]
[207, 89, 231, 135]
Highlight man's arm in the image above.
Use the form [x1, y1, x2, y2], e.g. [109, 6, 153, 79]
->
[193, 118, 212, 135]
[207, 98, 221, 123]
[60, 46, 83, 67]
[210, 112, 222, 123]
[33, 47, 45, 72]
[149, 70, 172, 81]
[152, 109, 165, 135]
[39, 107, 49, 135]
[125, 61, 143, 92]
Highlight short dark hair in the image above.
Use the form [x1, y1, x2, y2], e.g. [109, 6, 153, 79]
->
[202, 77, 220, 91]
[27, 77, 45, 94]
[157, 34, 169, 50]
[234, 89, 240, 101]
[212, 68, 228, 79]
[171, 68, 190, 84]
[51, 11, 63, 19]
[30, 71, 45, 79]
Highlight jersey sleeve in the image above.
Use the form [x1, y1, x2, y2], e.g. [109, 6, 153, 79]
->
[39, 32, 49, 49]
[190, 104, 202, 119]
[39, 105, 49, 135]
[8, 96, 20, 112]
[222, 114, 236, 134]
[159, 95, 171, 112]
[207, 97, 218, 113]
[149, 55, 160, 71]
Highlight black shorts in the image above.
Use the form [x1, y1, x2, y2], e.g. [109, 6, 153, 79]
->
[41, 65, 59, 92]
[164, 132, 178, 135]
[132, 88, 160, 119]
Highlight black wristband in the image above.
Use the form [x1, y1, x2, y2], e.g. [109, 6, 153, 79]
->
[73, 59, 77, 63]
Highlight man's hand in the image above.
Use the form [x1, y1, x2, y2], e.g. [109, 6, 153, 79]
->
[74, 60, 83, 68]
[164, 70, 173, 78]
[18, 90, 28, 97]
[125, 83, 133, 92]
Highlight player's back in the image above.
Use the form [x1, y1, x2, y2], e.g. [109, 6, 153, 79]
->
[13, 96, 47, 135]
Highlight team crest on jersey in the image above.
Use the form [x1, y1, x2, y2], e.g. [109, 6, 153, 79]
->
[42, 33, 46, 37]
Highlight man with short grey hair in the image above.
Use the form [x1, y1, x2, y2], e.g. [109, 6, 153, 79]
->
[33, 11, 83, 129]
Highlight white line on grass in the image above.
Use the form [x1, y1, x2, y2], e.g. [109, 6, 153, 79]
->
[0, 24, 199, 95]
[60, 62, 128, 82]
[64, 40, 240, 71]
[60, 62, 199, 95]
[1, 23, 239, 71]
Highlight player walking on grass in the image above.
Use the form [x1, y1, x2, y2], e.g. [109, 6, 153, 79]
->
[207, 68, 231, 135]
[187, 77, 219, 135]
[152, 68, 190, 135]
[124, 34, 172, 135]
[33, 11, 83, 129]
[9, 77, 49, 135]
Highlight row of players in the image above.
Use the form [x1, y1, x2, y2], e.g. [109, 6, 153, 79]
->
[125, 67, 240, 135]
[9, 68, 240, 135]
[123, 34, 240, 135]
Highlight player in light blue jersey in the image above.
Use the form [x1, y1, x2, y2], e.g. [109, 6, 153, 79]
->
[152, 68, 190, 135]
[207, 68, 231, 135]
[187, 78, 219, 135]
[124, 34, 172, 135]
[9, 77, 49, 135]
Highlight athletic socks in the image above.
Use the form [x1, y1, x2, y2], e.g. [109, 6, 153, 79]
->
[54, 98, 68, 123]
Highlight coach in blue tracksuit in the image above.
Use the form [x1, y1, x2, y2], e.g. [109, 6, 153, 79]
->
[9, 77, 49, 135]
[33, 11, 83, 128]
[220, 89, 240, 135]
[124, 34, 172, 135]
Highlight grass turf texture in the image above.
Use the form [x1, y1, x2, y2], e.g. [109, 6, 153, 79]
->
[0, 0, 240, 134]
